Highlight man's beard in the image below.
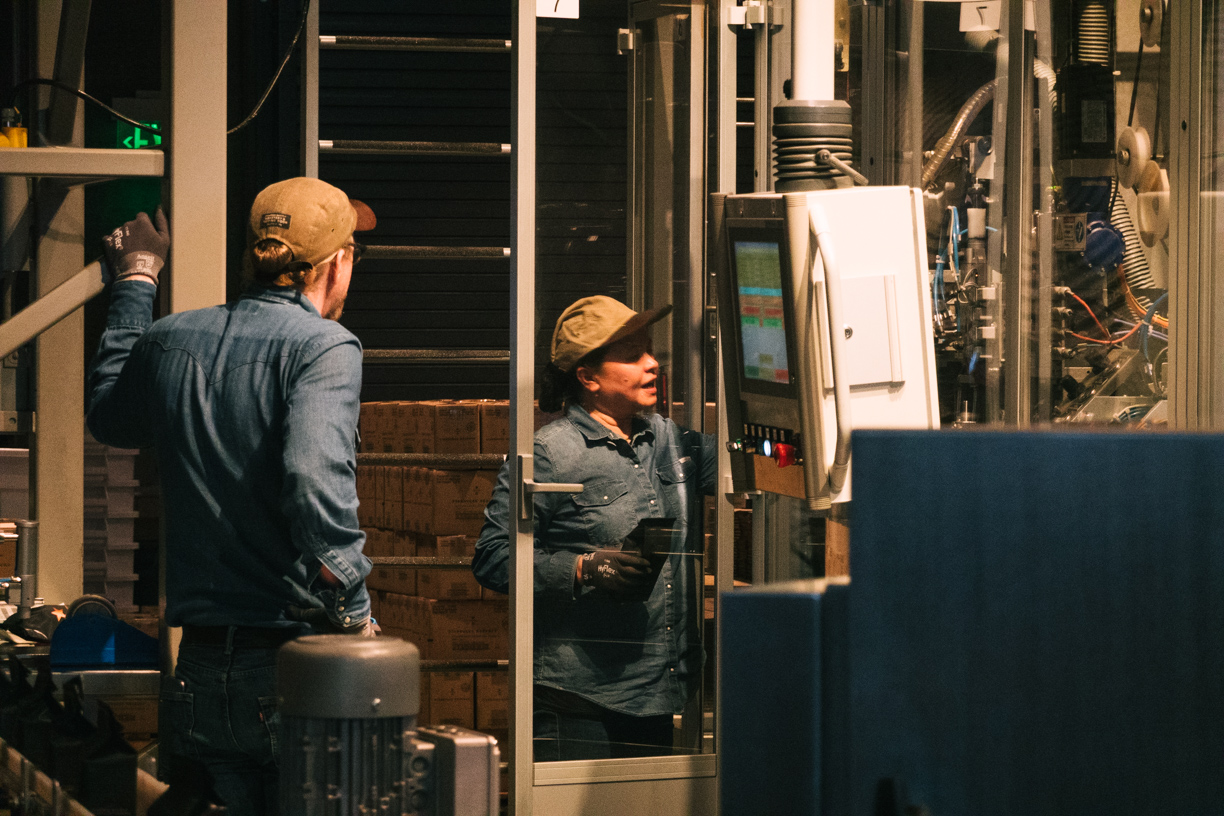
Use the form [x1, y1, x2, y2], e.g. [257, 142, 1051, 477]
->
[325, 296, 347, 321]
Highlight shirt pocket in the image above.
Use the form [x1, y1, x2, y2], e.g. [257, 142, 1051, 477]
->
[656, 455, 695, 485]
[571, 476, 631, 549]
[655, 455, 696, 527]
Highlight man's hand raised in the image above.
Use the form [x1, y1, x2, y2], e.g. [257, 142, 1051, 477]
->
[103, 208, 169, 285]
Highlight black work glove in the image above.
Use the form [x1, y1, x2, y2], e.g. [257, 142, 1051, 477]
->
[285, 605, 376, 636]
[102, 208, 170, 284]
[577, 550, 653, 598]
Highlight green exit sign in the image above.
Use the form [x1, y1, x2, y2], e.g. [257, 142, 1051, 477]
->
[116, 121, 162, 149]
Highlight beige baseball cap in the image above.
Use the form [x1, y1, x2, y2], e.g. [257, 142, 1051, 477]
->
[550, 295, 672, 373]
[249, 177, 376, 267]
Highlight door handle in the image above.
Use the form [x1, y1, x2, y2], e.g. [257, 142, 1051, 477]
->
[518, 454, 583, 520]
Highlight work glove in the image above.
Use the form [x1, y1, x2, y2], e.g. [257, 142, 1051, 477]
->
[577, 550, 653, 598]
[102, 208, 170, 284]
[286, 605, 377, 637]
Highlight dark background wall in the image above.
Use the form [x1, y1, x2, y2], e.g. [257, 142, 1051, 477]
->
[77, 0, 633, 402]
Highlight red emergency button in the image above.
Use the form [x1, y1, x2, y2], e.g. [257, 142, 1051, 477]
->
[773, 443, 798, 468]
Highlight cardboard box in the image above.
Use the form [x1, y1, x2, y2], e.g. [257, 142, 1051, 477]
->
[416, 535, 482, 600]
[358, 403, 377, 453]
[403, 468, 428, 534]
[476, 671, 509, 731]
[387, 466, 404, 533]
[479, 401, 510, 455]
[99, 695, 159, 739]
[421, 671, 475, 729]
[366, 568, 416, 596]
[390, 530, 414, 557]
[404, 597, 509, 661]
[429, 470, 496, 536]
[431, 401, 482, 455]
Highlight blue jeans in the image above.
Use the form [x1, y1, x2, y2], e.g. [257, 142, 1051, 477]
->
[159, 640, 282, 815]
[533, 685, 674, 761]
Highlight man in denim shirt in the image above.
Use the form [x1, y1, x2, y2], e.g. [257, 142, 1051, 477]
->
[474, 296, 717, 760]
[87, 178, 375, 814]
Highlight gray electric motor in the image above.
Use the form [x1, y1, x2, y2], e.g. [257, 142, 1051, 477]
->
[278, 635, 428, 815]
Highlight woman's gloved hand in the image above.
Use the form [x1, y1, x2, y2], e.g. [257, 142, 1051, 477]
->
[576, 550, 653, 597]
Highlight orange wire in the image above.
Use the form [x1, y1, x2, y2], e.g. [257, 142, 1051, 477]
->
[1067, 290, 1113, 340]
[1068, 322, 1142, 346]
[1117, 262, 1169, 330]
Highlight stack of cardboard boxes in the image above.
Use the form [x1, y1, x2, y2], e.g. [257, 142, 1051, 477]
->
[83, 432, 141, 612]
[356, 399, 523, 744]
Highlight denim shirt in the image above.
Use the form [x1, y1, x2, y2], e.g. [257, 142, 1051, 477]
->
[87, 280, 371, 630]
[473, 404, 717, 717]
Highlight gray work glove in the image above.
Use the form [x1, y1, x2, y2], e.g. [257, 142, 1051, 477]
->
[102, 208, 170, 284]
[286, 604, 377, 637]
[577, 550, 653, 598]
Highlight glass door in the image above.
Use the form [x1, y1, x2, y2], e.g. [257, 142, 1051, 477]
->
[509, 1, 719, 813]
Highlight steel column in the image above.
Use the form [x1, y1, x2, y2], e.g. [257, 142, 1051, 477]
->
[166, 0, 226, 313]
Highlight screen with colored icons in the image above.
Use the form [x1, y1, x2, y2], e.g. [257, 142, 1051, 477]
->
[733, 239, 791, 385]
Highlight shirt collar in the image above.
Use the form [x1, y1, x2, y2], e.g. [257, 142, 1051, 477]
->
[565, 403, 653, 445]
[242, 285, 322, 317]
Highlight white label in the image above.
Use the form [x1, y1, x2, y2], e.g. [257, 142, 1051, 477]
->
[1052, 213, 1087, 252]
[958, 1, 1034, 32]
[960, 2, 1000, 31]
[538, 0, 579, 19]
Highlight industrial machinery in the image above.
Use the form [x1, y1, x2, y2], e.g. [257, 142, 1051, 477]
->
[714, 0, 939, 509]
[278, 635, 500, 816]
[713, 188, 940, 508]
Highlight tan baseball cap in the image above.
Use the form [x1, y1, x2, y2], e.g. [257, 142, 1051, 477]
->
[249, 177, 377, 267]
[550, 296, 673, 373]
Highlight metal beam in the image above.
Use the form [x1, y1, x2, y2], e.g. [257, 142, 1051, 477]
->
[0, 261, 104, 360]
[46, 0, 91, 146]
[166, 0, 226, 314]
[0, 147, 164, 178]
[32, 0, 85, 616]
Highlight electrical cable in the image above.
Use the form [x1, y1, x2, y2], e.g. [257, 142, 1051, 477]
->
[3, 78, 156, 131]
[1117, 261, 1168, 329]
[1127, 40, 1144, 128]
[1067, 290, 1113, 340]
[228, 0, 312, 135]
[4, 0, 310, 140]
[1068, 324, 1142, 346]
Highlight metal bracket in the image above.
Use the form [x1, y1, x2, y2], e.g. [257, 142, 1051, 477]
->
[727, 1, 783, 30]
[617, 28, 634, 54]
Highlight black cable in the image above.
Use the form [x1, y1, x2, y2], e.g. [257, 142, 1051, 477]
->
[1127, 40, 1143, 128]
[1151, 7, 1167, 159]
[3, 78, 157, 131]
[228, 0, 311, 136]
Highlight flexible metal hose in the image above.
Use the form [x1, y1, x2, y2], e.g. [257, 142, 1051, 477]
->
[921, 79, 996, 190]
[921, 61, 1059, 191]
[1076, 0, 1111, 66]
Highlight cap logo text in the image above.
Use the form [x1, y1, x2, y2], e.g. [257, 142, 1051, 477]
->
[261, 213, 292, 229]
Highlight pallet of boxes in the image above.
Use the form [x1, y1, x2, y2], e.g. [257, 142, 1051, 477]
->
[83, 431, 141, 614]
[356, 399, 515, 749]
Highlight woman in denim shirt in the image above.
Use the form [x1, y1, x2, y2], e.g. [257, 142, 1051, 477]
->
[474, 296, 717, 760]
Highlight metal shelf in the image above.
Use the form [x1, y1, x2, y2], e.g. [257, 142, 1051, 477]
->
[0, 147, 164, 179]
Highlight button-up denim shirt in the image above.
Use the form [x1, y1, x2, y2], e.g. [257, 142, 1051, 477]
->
[87, 281, 371, 630]
[473, 404, 716, 717]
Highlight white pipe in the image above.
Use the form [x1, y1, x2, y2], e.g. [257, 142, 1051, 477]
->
[809, 204, 852, 494]
[792, 0, 835, 102]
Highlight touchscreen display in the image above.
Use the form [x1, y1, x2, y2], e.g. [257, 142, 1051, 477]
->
[734, 240, 790, 384]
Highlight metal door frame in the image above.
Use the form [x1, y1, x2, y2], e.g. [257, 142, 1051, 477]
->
[510, 1, 721, 812]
